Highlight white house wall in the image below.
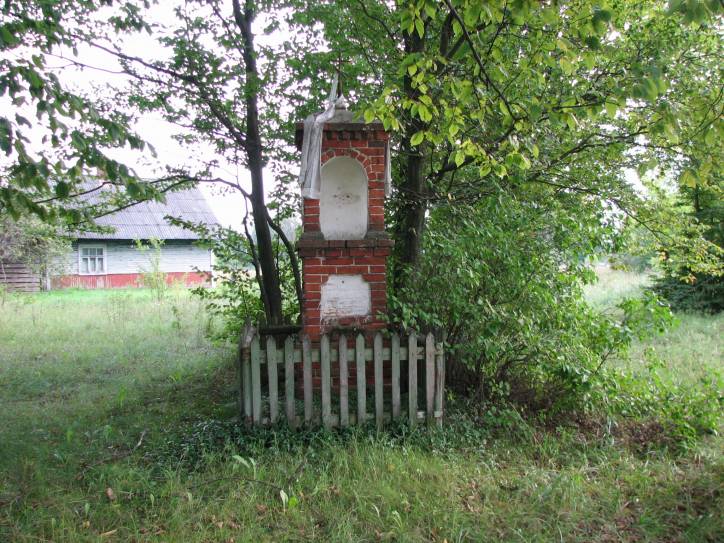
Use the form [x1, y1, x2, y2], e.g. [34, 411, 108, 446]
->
[65, 240, 212, 275]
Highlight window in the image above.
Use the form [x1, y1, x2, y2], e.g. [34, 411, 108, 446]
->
[79, 246, 106, 275]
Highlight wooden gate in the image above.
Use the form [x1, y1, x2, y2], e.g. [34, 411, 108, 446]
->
[239, 331, 445, 429]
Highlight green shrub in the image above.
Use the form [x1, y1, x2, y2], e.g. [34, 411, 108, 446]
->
[653, 272, 724, 313]
[188, 226, 299, 341]
[135, 238, 168, 302]
[598, 351, 723, 451]
[390, 195, 674, 416]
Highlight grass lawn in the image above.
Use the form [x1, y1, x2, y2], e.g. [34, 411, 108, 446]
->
[0, 279, 722, 542]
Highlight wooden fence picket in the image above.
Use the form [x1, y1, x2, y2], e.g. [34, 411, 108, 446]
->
[266, 337, 279, 424]
[408, 332, 418, 427]
[356, 334, 366, 424]
[374, 333, 384, 429]
[284, 336, 295, 427]
[339, 334, 349, 428]
[425, 333, 435, 424]
[241, 339, 252, 421]
[391, 333, 401, 420]
[321, 334, 332, 429]
[434, 340, 445, 427]
[250, 335, 261, 424]
[239, 329, 445, 429]
[303, 335, 313, 424]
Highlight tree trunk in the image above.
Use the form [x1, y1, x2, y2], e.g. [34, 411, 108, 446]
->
[234, 0, 284, 324]
[392, 30, 427, 291]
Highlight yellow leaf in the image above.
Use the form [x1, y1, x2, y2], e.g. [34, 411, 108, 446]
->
[680, 169, 697, 188]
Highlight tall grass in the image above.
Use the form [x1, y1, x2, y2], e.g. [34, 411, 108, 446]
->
[585, 266, 723, 383]
[0, 283, 722, 542]
[583, 267, 653, 309]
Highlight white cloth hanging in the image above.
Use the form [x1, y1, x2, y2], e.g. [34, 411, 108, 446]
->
[384, 139, 391, 197]
[298, 77, 338, 200]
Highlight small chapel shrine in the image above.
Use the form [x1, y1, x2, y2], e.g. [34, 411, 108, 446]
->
[296, 95, 393, 341]
[238, 93, 445, 429]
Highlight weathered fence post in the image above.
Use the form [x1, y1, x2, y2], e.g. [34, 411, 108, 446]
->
[434, 340, 445, 427]
[425, 333, 435, 425]
[339, 334, 349, 428]
[356, 334, 366, 424]
[238, 323, 256, 423]
[284, 336, 295, 427]
[408, 332, 418, 427]
[321, 334, 332, 429]
[250, 334, 262, 424]
[374, 332, 384, 430]
[302, 334, 313, 424]
[266, 336, 279, 424]
[391, 333, 401, 420]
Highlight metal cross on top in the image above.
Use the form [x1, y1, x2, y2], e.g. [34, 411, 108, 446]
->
[333, 53, 351, 98]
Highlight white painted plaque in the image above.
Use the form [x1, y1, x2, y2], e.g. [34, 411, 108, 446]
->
[320, 275, 371, 321]
[320, 156, 368, 239]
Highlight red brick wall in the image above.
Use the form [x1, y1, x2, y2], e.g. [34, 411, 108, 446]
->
[299, 123, 392, 341]
[298, 238, 393, 339]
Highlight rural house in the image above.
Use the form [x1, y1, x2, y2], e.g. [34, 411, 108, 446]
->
[55, 186, 219, 289]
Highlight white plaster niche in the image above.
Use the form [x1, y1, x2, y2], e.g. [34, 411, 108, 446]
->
[320, 275, 371, 321]
[320, 156, 368, 240]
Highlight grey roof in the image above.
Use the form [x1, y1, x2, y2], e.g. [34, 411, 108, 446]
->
[77, 186, 220, 241]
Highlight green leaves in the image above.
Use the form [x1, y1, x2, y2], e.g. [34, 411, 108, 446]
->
[0, 25, 20, 47]
[0, 117, 12, 155]
[667, 0, 723, 24]
[633, 68, 669, 102]
[604, 101, 618, 118]
[559, 57, 575, 76]
[504, 151, 531, 171]
[453, 149, 465, 167]
[54, 181, 70, 198]
[415, 17, 425, 39]
[679, 169, 698, 188]
[591, 8, 612, 34]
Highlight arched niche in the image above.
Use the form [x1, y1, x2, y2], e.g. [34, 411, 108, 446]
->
[320, 156, 368, 240]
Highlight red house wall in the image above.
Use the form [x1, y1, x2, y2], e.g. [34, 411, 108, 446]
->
[55, 271, 210, 289]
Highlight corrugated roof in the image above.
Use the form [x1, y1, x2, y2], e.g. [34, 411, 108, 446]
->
[77, 186, 220, 241]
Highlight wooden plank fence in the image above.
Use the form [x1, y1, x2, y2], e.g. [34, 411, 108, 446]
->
[239, 331, 445, 429]
[0, 261, 41, 292]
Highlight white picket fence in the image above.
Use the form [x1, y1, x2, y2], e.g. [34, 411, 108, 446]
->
[239, 331, 445, 429]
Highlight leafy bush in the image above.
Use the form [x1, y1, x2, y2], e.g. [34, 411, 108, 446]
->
[135, 238, 168, 302]
[0, 214, 71, 281]
[653, 272, 724, 313]
[188, 226, 299, 341]
[191, 227, 265, 341]
[390, 194, 673, 415]
[598, 351, 723, 451]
